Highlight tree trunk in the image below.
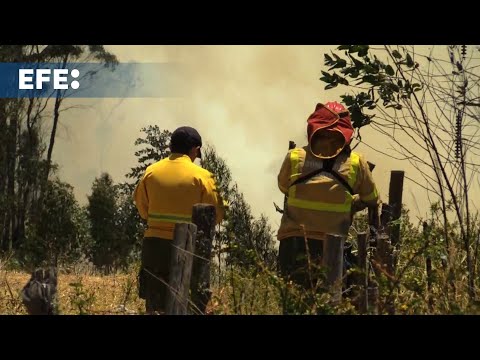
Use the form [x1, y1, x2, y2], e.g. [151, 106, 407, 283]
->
[0, 99, 8, 249]
[4, 102, 19, 251]
[45, 92, 62, 181]
[45, 54, 68, 181]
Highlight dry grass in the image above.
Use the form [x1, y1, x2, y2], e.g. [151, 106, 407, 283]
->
[0, 270, 145, 315]
[209, 272, 283, 315]
[0, 269, 284, 315]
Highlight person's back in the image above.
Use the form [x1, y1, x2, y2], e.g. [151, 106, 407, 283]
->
[276, 102, 379, 311]
[277, 145, 377, 240]
[135, 153, 223, 240]
[133, 126, 224, 314]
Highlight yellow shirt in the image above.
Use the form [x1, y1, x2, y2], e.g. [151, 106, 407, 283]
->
[277, 147, 378, 241]
[133, 153, 225, 240]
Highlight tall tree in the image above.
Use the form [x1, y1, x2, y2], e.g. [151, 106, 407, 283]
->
[87, 173, 118, 271]
[0, 45, 117, 255]
[115, 181, 145, 265]
[20, 178, 88, 268]
[201, 145, 277, 270]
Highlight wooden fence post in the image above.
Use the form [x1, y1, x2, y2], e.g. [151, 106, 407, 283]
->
[367, 161, 380, 246]
[384, 170, 405, 315]
[423, 222, 434, 313]
[365, 161, 379, 314]
[190, 204, 216, 314]
[379, 204, 393, 272]
[388, 170, 405, 249]
[374, 205, 393, 315]
[357, 232, 368, 314]
[165, 223, 197, 315]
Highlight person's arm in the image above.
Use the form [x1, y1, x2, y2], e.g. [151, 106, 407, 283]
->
[201, 173, 225, 225]
[133, 172, 149, 220]
[278, 151, 292, 194]
[355, 154, 379, 207]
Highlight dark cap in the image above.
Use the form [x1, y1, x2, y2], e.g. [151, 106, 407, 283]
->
[170, 126, 202, 158]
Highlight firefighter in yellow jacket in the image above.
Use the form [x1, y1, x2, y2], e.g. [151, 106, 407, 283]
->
[277, 102, 379, 306]
[134, 126, 224, 314]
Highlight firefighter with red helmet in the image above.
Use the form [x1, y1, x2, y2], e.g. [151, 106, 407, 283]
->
[277, 102, 379, 309]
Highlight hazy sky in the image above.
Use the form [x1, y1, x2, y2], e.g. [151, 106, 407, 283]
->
[50, 45, 479, 231]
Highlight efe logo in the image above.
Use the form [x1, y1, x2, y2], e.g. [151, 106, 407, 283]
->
[19, 69, 80, 90]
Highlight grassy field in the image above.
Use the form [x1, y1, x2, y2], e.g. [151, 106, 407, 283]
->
[3, 257, 479, 315]
[0, 268, 285, 315]
[0, 270, 146, 315]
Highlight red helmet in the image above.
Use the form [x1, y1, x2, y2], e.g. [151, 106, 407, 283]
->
[306, 102, 354, 158]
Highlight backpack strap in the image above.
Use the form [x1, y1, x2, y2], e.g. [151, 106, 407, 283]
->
[288, 156, 354, 195]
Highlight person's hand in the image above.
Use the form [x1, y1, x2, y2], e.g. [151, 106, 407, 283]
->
[351, 194, 368, 213]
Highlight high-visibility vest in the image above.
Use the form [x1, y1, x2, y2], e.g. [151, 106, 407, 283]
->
[287, 149, 360, 213]
[277, 147, 378, 241]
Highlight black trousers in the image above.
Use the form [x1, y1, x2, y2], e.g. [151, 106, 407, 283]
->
[278, 236, 345, 305]
[138, 237, 172, 313]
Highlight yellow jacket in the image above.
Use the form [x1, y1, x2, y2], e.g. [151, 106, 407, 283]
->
[133, 153, 225, 240]
[277, 147, 378, 241]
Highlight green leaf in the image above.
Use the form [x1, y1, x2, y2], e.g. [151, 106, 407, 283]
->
[340, 95, 354, 106]
[325, 83, 338, 90]
[392, 50, 402, 59]
[363, 64, 377, 74]
[331, 59, 347, 69]
[357, 45, 369, 57]
[320, 71, 333, 83]
[385, 65, 395, 76]
[389, 83, 400, 92]
[338, 45, 350, 50]
[361, 75, 379, 85]
[349, 45, 359, 53]
[350, 55, 365, 70]
[406, 53, 414, 68]
[338, 76, 349, 86]
[404, 79, 411, 90]
[412, 83, 423, 92]
[363, 100, 376, 111]
[324, 53, 333, 63]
